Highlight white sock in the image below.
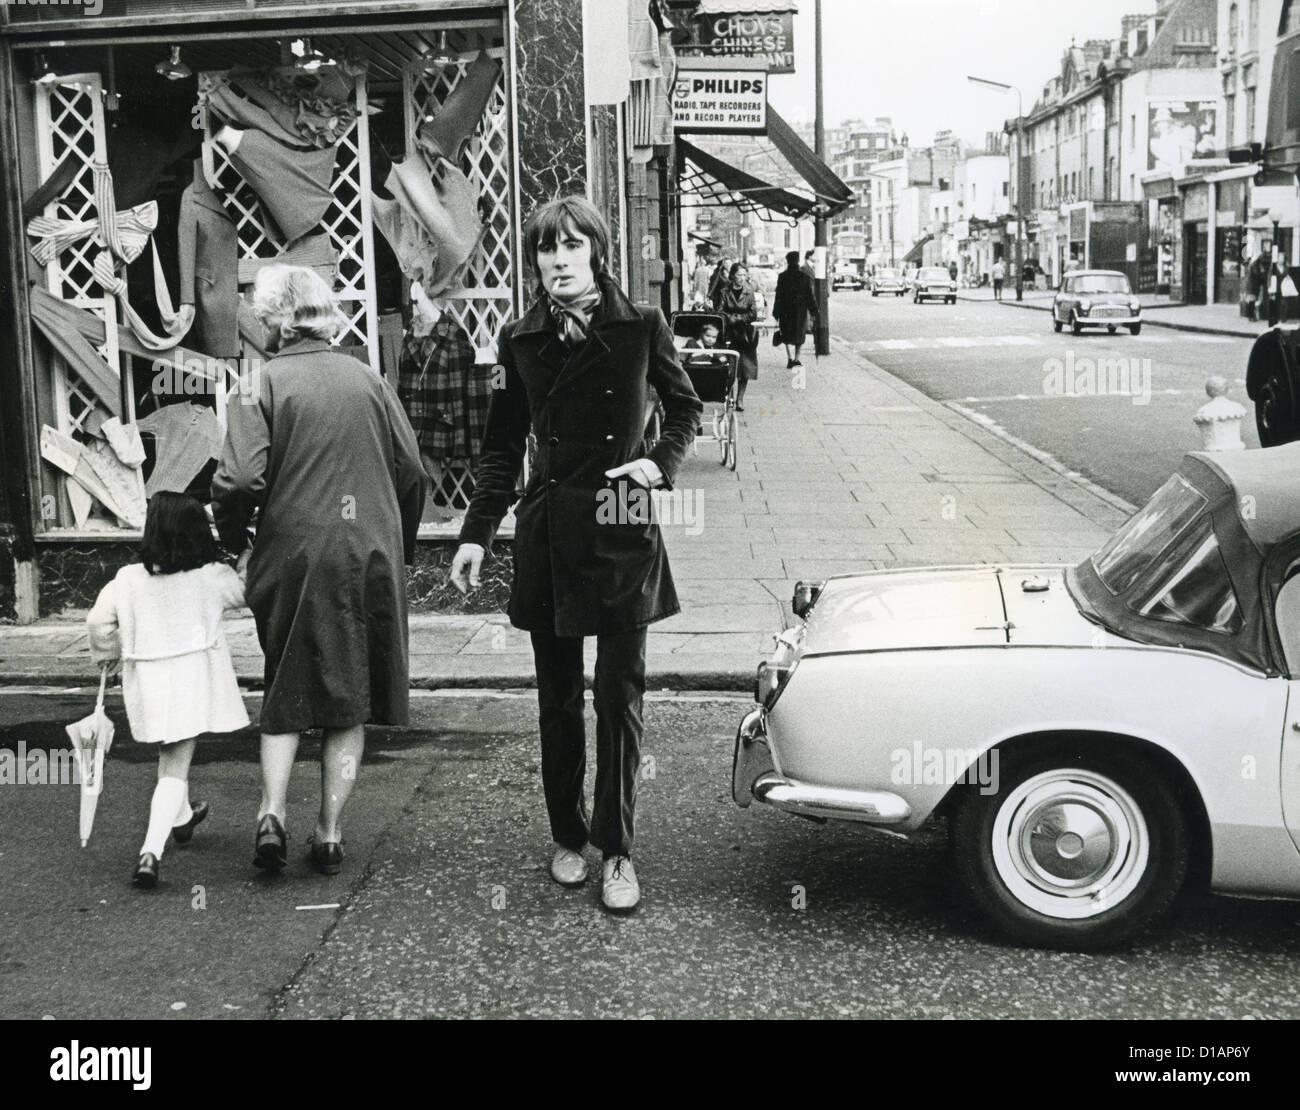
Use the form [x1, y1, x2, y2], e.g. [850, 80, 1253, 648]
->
[140, 776, 187, 858]
[172, 781, 193, 829]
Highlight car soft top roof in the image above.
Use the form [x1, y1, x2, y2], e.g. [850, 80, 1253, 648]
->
[1188, 442, 1300, 549]
[1068, 445, 1300, 674]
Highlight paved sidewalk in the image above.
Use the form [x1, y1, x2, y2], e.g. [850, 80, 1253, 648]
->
[956, 285, 1273, 339]
[0, 342, 1129, 690]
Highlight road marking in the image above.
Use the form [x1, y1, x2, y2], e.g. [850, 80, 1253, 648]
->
[858, 335, 1046, 351]
[296, 904, 342, 911]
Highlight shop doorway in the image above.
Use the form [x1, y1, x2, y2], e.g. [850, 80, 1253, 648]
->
[1185, 223, 1208, 304]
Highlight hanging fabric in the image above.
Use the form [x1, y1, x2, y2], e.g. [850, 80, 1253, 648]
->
[414, 51, 502, 164]
[136, 402, 224, 496]
[27, 163, 194, 351]
[397, 316, 489, 463]
[372, 151, 483, 296]
[222, 127, 337, 244]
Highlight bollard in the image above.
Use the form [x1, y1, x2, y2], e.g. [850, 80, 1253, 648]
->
[1193, 376, 1246, 451]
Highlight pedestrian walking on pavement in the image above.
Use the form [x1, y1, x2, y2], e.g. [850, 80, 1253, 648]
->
[448, 195, 702, 914]
[708, 255, 731, 311]
[774, 249, 818, 369]
[720, 261, 759, 411]
[86, 492, 251, 888]
[211, 265, 426, 878]
[801, 250, 816, 284]
[991, 259, 1006, 301]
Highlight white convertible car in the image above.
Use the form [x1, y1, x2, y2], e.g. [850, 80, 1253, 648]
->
[734, 444, 1300, 948]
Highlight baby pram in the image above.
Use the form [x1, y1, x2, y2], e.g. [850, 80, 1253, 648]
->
[666, 311, 740, 471]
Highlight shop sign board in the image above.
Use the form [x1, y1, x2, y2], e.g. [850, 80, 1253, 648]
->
[1148, 99, 1219, 171]
[672, 70, 768, 134]
[678, 10, 797, 75]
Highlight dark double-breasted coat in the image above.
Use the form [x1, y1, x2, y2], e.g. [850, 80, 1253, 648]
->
[459, 276, 703, 637]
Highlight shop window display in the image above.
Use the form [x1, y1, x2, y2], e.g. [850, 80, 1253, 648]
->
[16, 26, 516, 538]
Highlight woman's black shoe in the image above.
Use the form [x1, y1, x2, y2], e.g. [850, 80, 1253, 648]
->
[253, 813, 288, 871]
[132, 853, 159, 888]
[307, 835, 344, 875]
[171, 800, 209, 845]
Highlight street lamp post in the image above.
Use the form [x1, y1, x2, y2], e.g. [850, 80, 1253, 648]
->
[812, 0, 830, 357]
[1269, 206, 1283, 327]
[968, 74, 1025, 302]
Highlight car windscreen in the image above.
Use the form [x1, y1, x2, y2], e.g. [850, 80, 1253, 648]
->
[1091, 475, 1207, 595]
[919, 269, 949, 280]
[1131, 515, 1242, 634]
[1073, 274, 1132, 294]
[877, 269, 899, 279]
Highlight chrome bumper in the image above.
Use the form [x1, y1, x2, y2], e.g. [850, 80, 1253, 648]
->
[1077, 313, 1141, 326]
[731, 707, 912, 825]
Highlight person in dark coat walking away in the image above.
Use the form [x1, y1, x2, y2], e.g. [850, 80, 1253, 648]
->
[719, 261, 759, 410]
[773, 249, 818, 369]
[449, 196, 702, 913]
[708, 255, 731, 311]
[211, 265, 426, 876]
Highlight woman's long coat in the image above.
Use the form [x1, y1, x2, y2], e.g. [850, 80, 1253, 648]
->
[773, 266, 817, 341]
[460, 277, 704, 637]
[211, 339, 426, 732]
[719, 283, 759, 381]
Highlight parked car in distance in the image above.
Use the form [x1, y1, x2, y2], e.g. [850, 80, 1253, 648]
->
[733, 443, 1300, 949]
[1053, 269, 1142, 336]
[913, 265, 957, 304]
[832, 266, 865, 291]
[870, 267, 906, 297]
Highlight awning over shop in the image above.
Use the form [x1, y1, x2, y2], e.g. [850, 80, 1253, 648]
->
[901, 234, 933, 263]
[677, 138, 823, 221]
[1264, 12, 1300, 177]
[766, 109, 853, 216]
[676, 105, 853, 222]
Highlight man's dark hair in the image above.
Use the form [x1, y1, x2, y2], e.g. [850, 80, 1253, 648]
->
[139, 491, 221, 576]
[522, 195, 611, 288]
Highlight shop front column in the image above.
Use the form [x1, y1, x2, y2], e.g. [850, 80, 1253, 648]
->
[511, 0, 590, 215]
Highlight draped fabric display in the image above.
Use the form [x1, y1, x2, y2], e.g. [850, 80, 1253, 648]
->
[397, 317, 489, 462]
[371, 50, 501, 296]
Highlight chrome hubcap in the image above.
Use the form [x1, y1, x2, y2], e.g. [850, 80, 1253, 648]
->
[991, 769, 1148, 920]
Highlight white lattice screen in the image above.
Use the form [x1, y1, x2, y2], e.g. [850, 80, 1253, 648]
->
[34, 74, 122, 510]
[199, 68, 379, 381]
[403, 49, 517, 529]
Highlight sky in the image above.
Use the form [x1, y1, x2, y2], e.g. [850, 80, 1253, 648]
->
[766, 0, 1160, 147]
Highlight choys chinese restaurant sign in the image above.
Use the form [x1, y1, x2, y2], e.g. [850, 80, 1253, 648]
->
[679, 11, 796, 75]
[672, 71, 768, 134]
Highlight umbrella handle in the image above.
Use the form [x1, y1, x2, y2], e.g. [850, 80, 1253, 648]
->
[96, 664, 108, 714]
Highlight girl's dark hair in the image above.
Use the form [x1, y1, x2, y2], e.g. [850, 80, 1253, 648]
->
[523, 195, 611, 288]
[138, 492, 221, 576]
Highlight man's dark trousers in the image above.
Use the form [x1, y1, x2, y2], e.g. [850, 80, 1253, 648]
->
[993, 278, 1004, 300]
[530, 627, 647, 857]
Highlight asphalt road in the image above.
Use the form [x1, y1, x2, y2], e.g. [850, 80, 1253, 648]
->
[3, 689, 1297, 1020]
[829, 292, 1260, 507]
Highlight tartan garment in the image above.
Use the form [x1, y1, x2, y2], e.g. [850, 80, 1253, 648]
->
[396, 315, 491, 463]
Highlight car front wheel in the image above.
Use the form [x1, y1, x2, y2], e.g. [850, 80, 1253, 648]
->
[1070, 313, 1083, 337]
[951, 747, 1188, 949]
[1129, 323, 1142, 336]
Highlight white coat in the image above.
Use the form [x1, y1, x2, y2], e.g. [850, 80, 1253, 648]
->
[86, 562, 250, 744]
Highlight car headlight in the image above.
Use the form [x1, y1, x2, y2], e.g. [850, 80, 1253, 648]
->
[1129, 300, 1140, 312]
[792, 580, 825, 618]
[1079, 299, 1092, 313]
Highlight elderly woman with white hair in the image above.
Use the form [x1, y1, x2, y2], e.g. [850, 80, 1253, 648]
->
[211, 265, 426, 875]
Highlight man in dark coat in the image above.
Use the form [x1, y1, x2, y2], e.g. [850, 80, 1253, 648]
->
[212, 265, 426, 875]
[450, 196, 702, 913]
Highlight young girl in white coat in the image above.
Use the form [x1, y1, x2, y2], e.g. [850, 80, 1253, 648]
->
[87, 492, 250, 887]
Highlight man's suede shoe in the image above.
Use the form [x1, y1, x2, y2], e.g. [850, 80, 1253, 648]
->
[550, 845, 589, 887]
[601, 855, 640, 913]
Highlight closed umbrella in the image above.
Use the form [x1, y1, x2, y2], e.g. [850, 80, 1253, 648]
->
[65, 665, 115, 847]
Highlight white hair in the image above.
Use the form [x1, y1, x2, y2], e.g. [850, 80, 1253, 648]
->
[251, 264, 344, 346]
